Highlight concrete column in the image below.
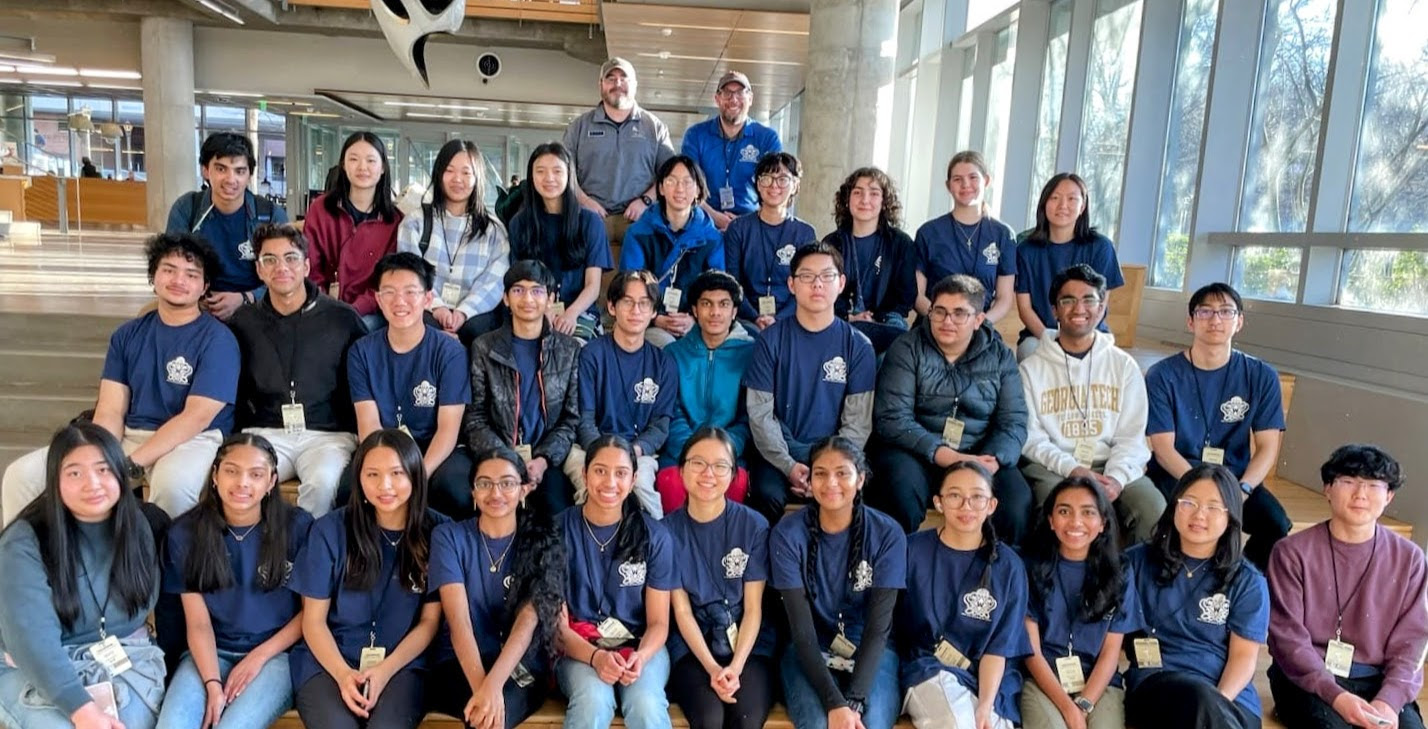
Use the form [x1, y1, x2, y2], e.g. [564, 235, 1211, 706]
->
[245, 107, 260, 190]
[796, 0, 897, 230]
[141, 17, 197, 231]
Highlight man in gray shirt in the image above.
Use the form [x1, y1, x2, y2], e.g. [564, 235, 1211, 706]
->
[563, 57, 677, 247]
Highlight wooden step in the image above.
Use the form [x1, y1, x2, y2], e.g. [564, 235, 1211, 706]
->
[269, 702, 910, 728]
[1267, 477, 1411, 538]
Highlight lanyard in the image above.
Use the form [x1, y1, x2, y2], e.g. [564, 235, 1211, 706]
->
[1053, 558, 1082, 654]
[1187, 349, 1235, 449]
[79, 562, 114, 640]
[1061, 345, 1095, 430]
[759, 217, 795, 293]
[581, 517, 621, 620]
[436, 210, 470, 272]
[367, 538, 400, 648]
[1146, 561, 1212, 636]
[685, 509, 741, 610]
[842, 229, 884, 314]
[260, 301, 305, 404]
[1327, 522, 1379, 643]
[931, 539, 992, 644]
[511, 342, 549, 446]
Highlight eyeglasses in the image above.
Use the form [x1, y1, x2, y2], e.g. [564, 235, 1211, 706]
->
[474, 478, 522, 493]
[1192, 307, 1241, 321]
[662, 177, 699, 190]
[1056, 295, 1103, 309]
[793, 271, 840, 285]
[941, 493, 991, 510]
[1175, 498, 1229, 517]
[378, 287, 427, 301]
[509, 285, 548, 299]
[615, 297, 654, 313]
[696, 298, 734, 311]
[929, 306, 977, 324]
[716, 88, 749, 99]
[757, 174, 795, 188]
[257, 252, 304, 270]
[683, 457, 734, 478]
[1331, 477, 1390, 492]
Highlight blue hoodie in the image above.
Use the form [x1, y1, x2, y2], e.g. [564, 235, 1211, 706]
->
[619, 202, 725, 313]
[660, 325, 755, 467]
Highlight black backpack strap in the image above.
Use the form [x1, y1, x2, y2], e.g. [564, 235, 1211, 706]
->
[419, 203, 434, 257]
[254, 195, 274, 223]
[185, 190, 205, 231]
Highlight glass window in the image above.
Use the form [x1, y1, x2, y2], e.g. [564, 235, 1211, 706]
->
[1239, 0, 1336, 232]
[1077, 0, 1143, 242]
[983, 22, 1017, 212]
[1338, 249, 1428, 315]
[955, 52, 975, 153]
[1029, 0, 1072, 227]
[1347, 0, 1428, 233]
[1150, 0, 1219, 289]
[1232, 245, 1301, 301]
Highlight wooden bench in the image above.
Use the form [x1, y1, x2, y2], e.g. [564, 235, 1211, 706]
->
[993, 263, 1147, 348]
[271, 703, 917, 728]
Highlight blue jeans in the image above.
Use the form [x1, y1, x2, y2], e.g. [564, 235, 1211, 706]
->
[556, 648, 672, 729]
[154, 649, 293, 729]
[0, 664, 158, 729]
[780, 648, 901, 729]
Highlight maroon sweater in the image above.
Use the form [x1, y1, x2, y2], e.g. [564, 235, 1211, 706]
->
[304, 194, 402, 316]
[1268, 522, 1428, 710]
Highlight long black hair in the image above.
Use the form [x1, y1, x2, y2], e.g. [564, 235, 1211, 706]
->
[803, 436, 869, 603]
[1024, 172, 1097, 246]
[938, 460, 1001, 567]
[582, 434, 649, 565]
[511, 142, 586, 268]
[8, 423, 156, 629]
[429, 139, 492, 243]
[322, 131, 398, 224]
[1024, 476, 1124, 622]
[344, 429, 437, 592]
[1149, 464, 1245, 588]
[181, 433, 296, 593]
[471, 446, 566, 661]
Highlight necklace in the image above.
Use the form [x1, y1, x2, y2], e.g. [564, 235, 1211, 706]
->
[226, 523, 259, 542]
[380, 529, 402, 549]
[480, 527, 515, 573]
[1184, 557, 1211, 578]
[584, 515, 621, 553]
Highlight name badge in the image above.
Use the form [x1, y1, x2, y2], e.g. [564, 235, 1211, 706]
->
[830, 632, 857, 660]
[597, 617, 635, 647]
[663, 286, 683, 312]
[719, 185, 735, 210]
[85, 681, 119, 719]
[514, 444, 533, 463]
[549, 301, 566, 316]
[934, 639, 972, 670]
[281, 403, 306, 434]
[1326, 638, 1355, 678]
[942, 417, 966, 446]
[1074, 439, 1096, 467]
[90, 636, 132, 676]
[758, 295, 777, 317]
[824, 653, 856, 672]
[1056, 655, 1086, 693]
[1133, 637, 1162, 668]
[587, 129, 606, 138]
[512, 661, 535, 688]
[1201, 446, 1226, 465]
[441, 282, 464, 307]
[359, 646, 386, 671]
[726, 623, 740, 650]
[397, 424, 412, 439]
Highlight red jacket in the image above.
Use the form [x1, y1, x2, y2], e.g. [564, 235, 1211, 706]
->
[304, 193, 402, 316]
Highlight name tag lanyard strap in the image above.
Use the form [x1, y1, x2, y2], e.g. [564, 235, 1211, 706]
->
[512, 343, 548, 447]
[80, 563, 114, 640]
[367, 548, 400, 650]
[1327, 522, 1378, 645]
[760, 219, 798, 299]
[1062, 346, 1096, 439]
[930, 538, 992, 656]
[841, 230, 885, 315]
[1053, 558, 1084, 657]
[1188, 349, 1238, 453]
[582, 517, 622, 621]
[1145, 567, 1211, 641]
[260, 307, 305, 410]
[687, 513, 741, 610]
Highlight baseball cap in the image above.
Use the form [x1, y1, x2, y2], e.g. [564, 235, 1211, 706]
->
[601, 57, 636, 82]
[717, 70, 751, 92]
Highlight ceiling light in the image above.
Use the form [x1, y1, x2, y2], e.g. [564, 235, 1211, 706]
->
[197, 0, 245, 24]
[636, 21, 808, 36]
[15, 65, 78, 76]
[199, 89, 263, 98]
[658, 50, 670, 60]
[85, 83, 143, 91]
[384, 101, 438, 108]
[660, 27, 673, 36]
[0, 79, 20, 84]
[438, 104, 489, 111]
[290, 111, 340, 118]
[79, 69, 142, 79]
[31, 80, 82, 87]
[0, 65, 12, 73]
[636, 52, 802, 67]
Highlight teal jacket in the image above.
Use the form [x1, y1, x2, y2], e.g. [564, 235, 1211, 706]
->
[660, 326, 755, 466]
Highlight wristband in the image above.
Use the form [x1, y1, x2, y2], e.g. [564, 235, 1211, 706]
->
[203, 678, 222, 688]
[588, 649, 601, 667]
[640, 194, 654, 206]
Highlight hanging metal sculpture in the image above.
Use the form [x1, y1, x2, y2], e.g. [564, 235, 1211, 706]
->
[370, 0, 466, 87]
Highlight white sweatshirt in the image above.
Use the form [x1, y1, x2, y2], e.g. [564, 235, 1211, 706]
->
[1019, 329, 1151, 485]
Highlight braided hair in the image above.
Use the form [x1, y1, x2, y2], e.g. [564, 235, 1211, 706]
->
[803, 436, 869, 603]
[582, 434, 650, 565]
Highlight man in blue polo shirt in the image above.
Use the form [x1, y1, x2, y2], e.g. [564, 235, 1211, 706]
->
[1146, 282, 1291, 570]
[562, 270, 679, 517]
[345, 252, 472, 516]
[1, 233, 238, 522]
[744, 241, 876, 523]
[165, 132, 287, 321]
[681, 70, 783, 232]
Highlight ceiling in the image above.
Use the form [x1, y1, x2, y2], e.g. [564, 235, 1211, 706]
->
[317, 88, 709, 134]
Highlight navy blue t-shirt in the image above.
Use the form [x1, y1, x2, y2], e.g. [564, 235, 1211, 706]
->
[507, 208, 613, 306]
[899, 531, 1030, 722]
[1145, 351, 1284, 481]
[769, 506, 906, 649]
[347, 326, 471, 447]
[1014, 235, 1124, 333]
[163, 509, 314, 653]
[511, 336, 546, 446]
[723, 214, 815, 322]
[1123, 545, 1270, 716]
[560, 508, 677, 637]
[428, 519, 548, 672]
[577, 335, 678, 443]
[101, 311, 239, 434]
[287, 507, 451, 691]
[914, 214, 1017, 311]
[201, 206, 260, 293]
[663, 502, 774, 663]
[1027, 557, 1143, 690]
[743, 317, 876, 448]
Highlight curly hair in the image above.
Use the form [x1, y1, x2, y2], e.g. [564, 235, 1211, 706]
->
[832, 167, 902, 232]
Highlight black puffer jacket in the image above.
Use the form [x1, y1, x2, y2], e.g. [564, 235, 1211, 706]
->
[464, 322, 581, 466]
[873, 320, 1026, 466]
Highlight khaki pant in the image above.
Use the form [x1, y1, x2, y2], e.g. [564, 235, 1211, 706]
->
[1021, 679, 1126, 729]
[903, 671, 1014, 729]
[242, 427, 357, 518]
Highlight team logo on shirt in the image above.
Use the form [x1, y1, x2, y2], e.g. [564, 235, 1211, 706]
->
[165, 356, 194, 386]
[740, 144, 760, 163]
[618, 560, 647, 587]
[1198, 592, 1230, 625]
[238, 240, 255, 261]
[413, 380, 438, 407]
[962, 588, 998, 622]
[776, 244, 796, 267]
[633, 377, 660, 405]
[982, 244, 999, 266]
[258, 560, 294, 585]
[822, 356, 848, 384]
[873, 255, 882, 273]
[503, 574, 514, 591]
[851, 560, 873, 592]
[722, 548, 750, 579]
[1220, 396, 1250, 423]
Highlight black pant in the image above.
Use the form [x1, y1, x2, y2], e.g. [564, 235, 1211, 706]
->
[295, 668, 427, 729]
[870, 443, 1033, 545]
[1152, 471, 1291, 572]
[668, 653, 775, 729]
[746, 453, 802, 525]
[1126, 671, 1260, 729]
[335, 447, 475, 519]
[531, 464, 574, 518]
[848, 319, 904, 355]
[1268, 663, 1426, 729]
[427, 658, 549, 729]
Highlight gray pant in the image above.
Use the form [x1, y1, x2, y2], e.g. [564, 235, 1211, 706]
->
[243, 427, 357, 518]
[1020, 678, 1125, 729]
[1021, 460, 1166, 544]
